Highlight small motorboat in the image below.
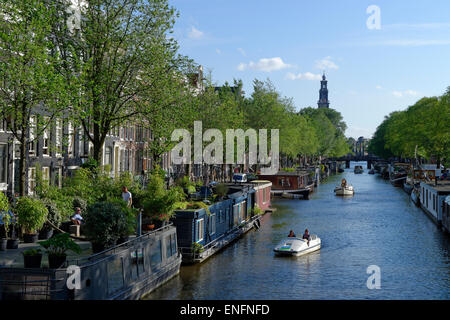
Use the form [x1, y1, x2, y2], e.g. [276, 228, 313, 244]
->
[354, 165, 364, 174]
[334, 185, 354, 196]
[368, 169, 375, 175]
[273, 235, 321, 256]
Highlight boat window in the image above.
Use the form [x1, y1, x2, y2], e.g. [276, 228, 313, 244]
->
[151, 240, 162, 270]
[107, 257, 125, 295]
[171, 234, 177, 256]
[195, 219, 204, 242]
[209, 213, 216, 235]
[166, 235, 172, 259]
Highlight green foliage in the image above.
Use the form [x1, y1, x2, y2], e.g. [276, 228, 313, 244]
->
[39, 233, 81, 257]
[0, 192, 9, 213]
[191, 242, 204, 253]
[22, 248, 42, 257]
[16, 197, 48, 234]
[253, 206, 263, 215]
[80, 157, 99, 171]
[185, 201, 211, 215]
[41, 199, 63, 229]
[72, 197, 87, 213]
[369, 88, 450, 165]
[215, 183, 228, 198]
[84, 201, 131, 248]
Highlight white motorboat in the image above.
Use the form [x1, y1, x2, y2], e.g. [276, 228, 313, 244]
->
[334, 185, 354, 196]
[273, 235, 321, 256]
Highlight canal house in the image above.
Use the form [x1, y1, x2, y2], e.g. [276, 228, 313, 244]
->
[172, 185, 259, 264]
[419, 181, 450, 226]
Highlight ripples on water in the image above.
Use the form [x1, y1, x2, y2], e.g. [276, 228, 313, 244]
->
[145, 162, 450, 300]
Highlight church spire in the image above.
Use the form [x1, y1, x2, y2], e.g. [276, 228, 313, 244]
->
[318, 72, 330, 108]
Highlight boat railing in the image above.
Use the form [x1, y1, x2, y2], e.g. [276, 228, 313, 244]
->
[68, 222, 175, 267]
[0, 268, 69, 300]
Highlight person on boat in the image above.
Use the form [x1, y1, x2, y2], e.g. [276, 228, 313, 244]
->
[303, 229, 311, 245]
[70, 207, 84, 225]
[341, 179, 347, 188]
[288, 230, 296, 237]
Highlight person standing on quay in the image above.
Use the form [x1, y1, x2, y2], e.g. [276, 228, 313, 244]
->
[122, 186, 132, 208]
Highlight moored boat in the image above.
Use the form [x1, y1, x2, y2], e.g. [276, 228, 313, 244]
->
[273, 236, 321, 256]
[354, 166, 364, 174]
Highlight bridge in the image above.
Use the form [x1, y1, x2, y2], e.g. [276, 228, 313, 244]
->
[327, 154, 385, 169]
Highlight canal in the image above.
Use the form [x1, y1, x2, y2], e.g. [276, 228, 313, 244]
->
[145, 162, 450, 300]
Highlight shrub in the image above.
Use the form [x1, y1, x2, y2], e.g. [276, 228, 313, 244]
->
[41, 199, 63, 229]
[185, 201, 211, 215]
[22, 248, 42, 256]
[39, 233, 81, 257]
[72, 197, 87, 213]
[16, 197, 48, 234]
[84, 201, 130, 248]
[215, 183, 228, 199]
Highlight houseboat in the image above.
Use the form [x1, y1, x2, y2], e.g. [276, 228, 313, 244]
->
[258, 170, 313, 200]
[0, 224, 182, 300]
[419, 181, 450, 227]
[389, 163, 409, 187]
[172, 185, 261, 264]
[443, 196, 450, 234]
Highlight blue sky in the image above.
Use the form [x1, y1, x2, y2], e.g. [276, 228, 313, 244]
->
[169, 0, 450, 139]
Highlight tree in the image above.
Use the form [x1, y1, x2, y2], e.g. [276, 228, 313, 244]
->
[51, 0, 193, 165]
[0, 0, 68, 195]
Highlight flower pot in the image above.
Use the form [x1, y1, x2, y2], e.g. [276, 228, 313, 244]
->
[7, 239, 19, 249]
[0, 238, 7, 251]
[38, 229, 54, 240]
[23, 233, 39, 243]
[23, 254, 42, 268]
[48, 254, 67, 269]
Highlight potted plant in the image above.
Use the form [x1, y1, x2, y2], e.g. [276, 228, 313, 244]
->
[39, 200, 62, 240]
[84, 201, 129, 253]
[39, 233, 81, 269]
[109, 199, 138, 244]
[22, 248, 43, 268]
[16, 197, 48, 243]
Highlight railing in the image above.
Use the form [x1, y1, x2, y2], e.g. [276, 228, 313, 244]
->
[68, 222, 174, 267]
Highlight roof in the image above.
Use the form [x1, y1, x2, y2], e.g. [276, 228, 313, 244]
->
[420, 181, 450, 193]
[260, 171, 310, 177]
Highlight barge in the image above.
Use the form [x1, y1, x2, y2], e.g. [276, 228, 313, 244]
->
[0, 224, 181, 300]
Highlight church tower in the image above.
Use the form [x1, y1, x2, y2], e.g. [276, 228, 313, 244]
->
[317, 73, 330, 109]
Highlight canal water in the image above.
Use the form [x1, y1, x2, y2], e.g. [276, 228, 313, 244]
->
[145, 162, 450, 300]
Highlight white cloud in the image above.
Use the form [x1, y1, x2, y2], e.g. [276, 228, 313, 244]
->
[237, 57, 292, 72]
[188, 26, 204, 39]
[315, 56, 339, 70]
[376, 85, 383, 89]
[237, 48, 246, 57]
[286, 72, 322, 81]
[392, 90, 419, 98]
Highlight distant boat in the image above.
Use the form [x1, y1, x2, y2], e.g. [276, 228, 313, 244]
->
[354, 166, 364, 174]
[368, 169, 375, 174]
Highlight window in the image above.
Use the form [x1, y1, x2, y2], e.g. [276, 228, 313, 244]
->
[151, 240, 162, 269]
[0, 144, 7, 183]
[68, 122, 75, 158]
[55, 119, 62, 156]
[42, 167, 50, 185]
[218, 210, 223, 223]
[104, 146, 113, 168]
[166, 235, 173, 258]
[42, 126, 49, 156]
[195, 219, 204, 242]
[28, 167, 36, 195]
[171, 234, 177, 256]
[209, 213, 216, 235]
[263, 188, 266, 203]
[29, 116, 37, 156]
